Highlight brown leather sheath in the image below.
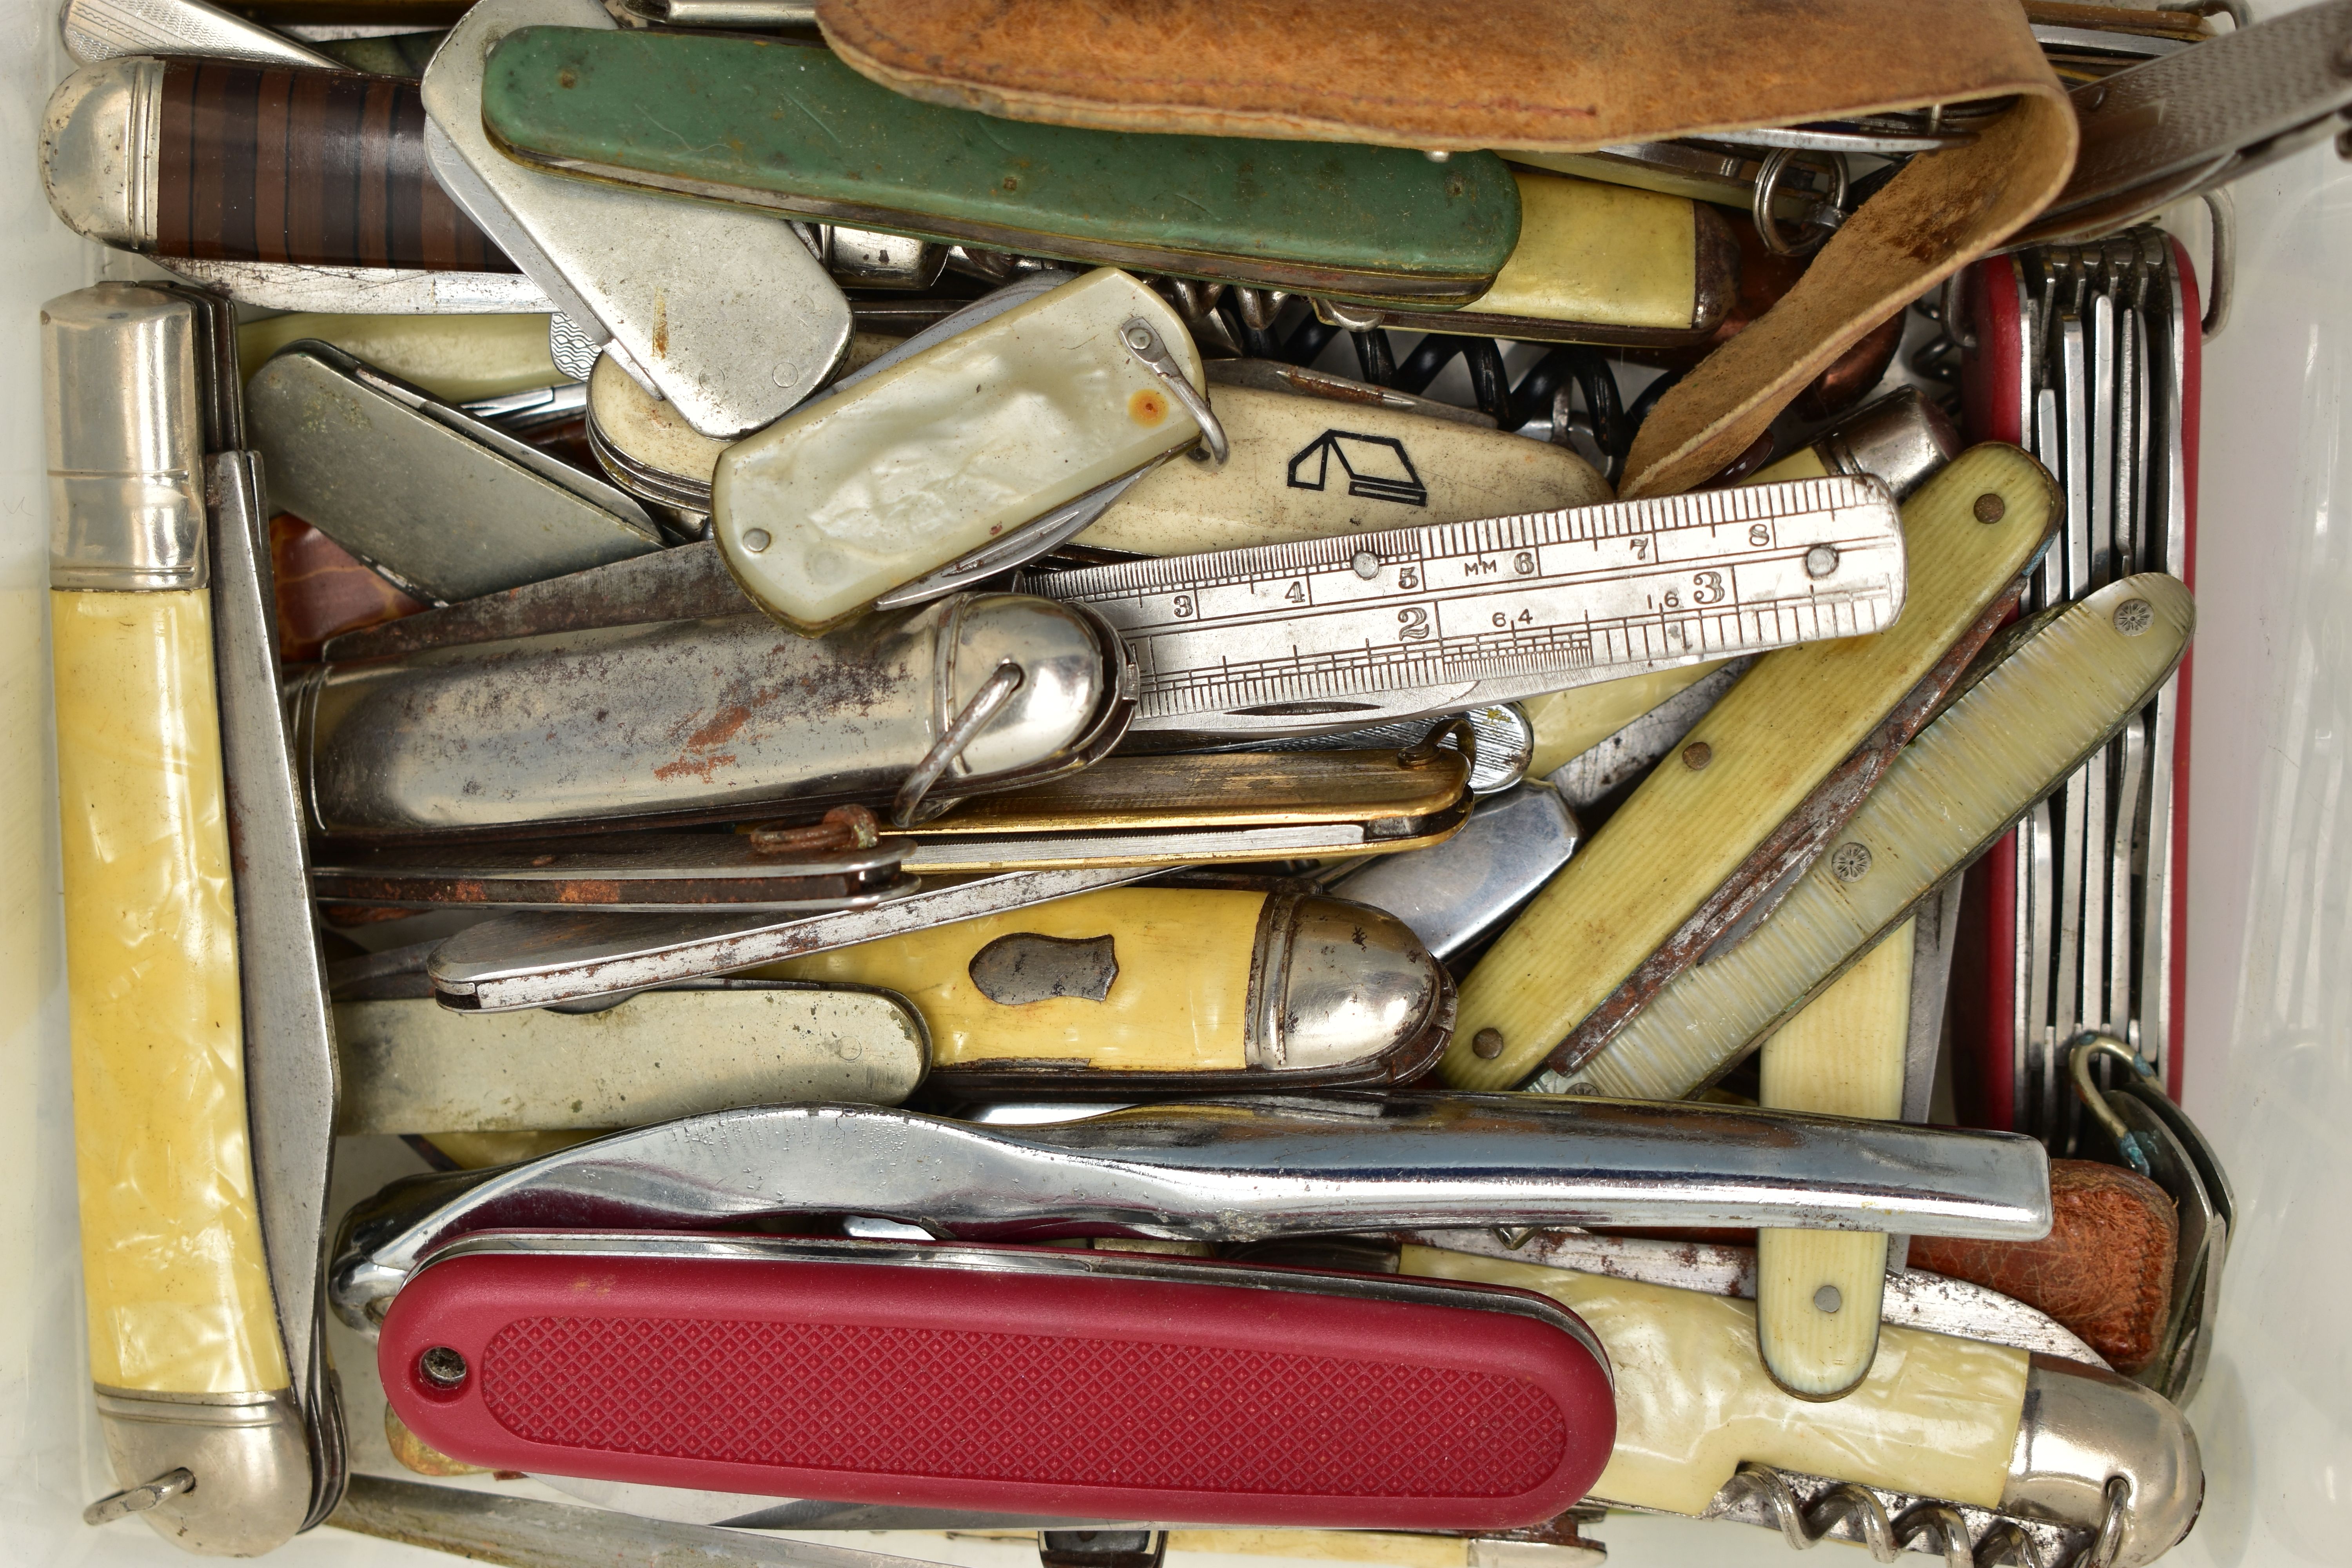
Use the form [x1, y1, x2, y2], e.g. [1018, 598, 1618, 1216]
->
[1621, 91, 2074, 495]
[820, 0, 2051, 151]
[819, 0, 2074, 499]
[1910, 1157, 2178, 1374]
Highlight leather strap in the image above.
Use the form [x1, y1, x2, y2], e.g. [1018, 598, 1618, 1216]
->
[819, 0, 2054, 151]
[819, 0, 2075, 499]
[1622, 91, 2075, 496]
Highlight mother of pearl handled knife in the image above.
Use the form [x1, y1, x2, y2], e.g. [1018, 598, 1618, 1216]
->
[1440, 445, 2058, 1091]
[1406, 1245, 2201, 1568]
[327, 1094, 2051, 1330]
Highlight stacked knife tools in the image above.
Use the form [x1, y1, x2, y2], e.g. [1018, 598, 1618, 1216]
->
[33, 0, 2305, 1563]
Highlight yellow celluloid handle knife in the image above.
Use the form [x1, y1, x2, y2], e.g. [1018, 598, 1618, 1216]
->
[47, 284, 309, 1553]
[1441, 445, 2056, 1091]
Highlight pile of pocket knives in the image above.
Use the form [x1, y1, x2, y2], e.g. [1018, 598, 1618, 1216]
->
[36, 0, 2336, 1561]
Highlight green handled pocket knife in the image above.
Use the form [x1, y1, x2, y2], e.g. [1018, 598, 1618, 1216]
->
[477, 27, 1521, 307]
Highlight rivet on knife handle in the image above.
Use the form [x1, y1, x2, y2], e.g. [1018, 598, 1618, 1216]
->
[1440, 445, 2058, 1092]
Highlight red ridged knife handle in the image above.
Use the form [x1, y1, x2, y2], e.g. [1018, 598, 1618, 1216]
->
[380, 1238, 1615, 1528]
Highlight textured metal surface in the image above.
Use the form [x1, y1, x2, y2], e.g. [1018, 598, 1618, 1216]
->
[2029, 0, 2352, 240]
[245, 343, 660, 605]
[60, 0, 334, 65]
[328, 1095, 2052, 1328]
[421, 0, 851, 437]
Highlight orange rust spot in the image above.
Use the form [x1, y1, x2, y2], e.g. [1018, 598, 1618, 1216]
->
[1128, 388, 1167, 426]
[685, 704, 751, 750]
[654, 752, 738, 784]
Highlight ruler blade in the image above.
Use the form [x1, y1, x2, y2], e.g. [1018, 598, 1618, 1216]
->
[1032, 477, 1906, 740]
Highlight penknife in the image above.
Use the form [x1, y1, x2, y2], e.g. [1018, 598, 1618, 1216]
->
[753, 886, 1453, 1094]
[334, 982, 930, 1134]
[1405, 1242, 2201, 1568]
[287, 592, 1134, 839]
[1549, 573, 2194, 1102]
[713, 269, 1216, 632]
[1439, 445, 2057, 1092]
[373, 1236, 1615, 1529]
[475, 25, 1522, 308]
[245, 339, 662, 604]
[47, 283, 338, 1553]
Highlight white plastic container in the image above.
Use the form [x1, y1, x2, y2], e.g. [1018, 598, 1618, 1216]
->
[3, 6, 2345, 1563]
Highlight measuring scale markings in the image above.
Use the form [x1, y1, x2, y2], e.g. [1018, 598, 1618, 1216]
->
[1036, 477, 1906, 722]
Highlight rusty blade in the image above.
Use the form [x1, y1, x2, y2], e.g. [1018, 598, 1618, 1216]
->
[319, 540, 753, 662]
[310, 831, 913, 914]
[1543, 583, 2027, 1079]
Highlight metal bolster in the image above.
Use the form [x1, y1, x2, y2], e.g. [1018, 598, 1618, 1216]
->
[42, 281, 208, 591]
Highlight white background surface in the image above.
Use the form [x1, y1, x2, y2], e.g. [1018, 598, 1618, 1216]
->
[4, 4, 2349, 1563]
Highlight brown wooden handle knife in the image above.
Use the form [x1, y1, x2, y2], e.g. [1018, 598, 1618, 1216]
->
[43, 56, 512, 270]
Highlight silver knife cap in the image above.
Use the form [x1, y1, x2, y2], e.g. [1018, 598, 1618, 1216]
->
[41, 283, 205, 590]
[2004, 1356, 2203, 1568]
[39, 56, 160, 252]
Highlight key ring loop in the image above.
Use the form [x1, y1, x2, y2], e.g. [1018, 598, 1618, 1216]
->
[893, 661, 1025, 828]
[2067, 1031, 2160, 1178]
[1753, 148, 1850, 258]
[1120, 316, 1229, 466]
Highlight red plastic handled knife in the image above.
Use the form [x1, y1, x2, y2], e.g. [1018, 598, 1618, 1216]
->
[378, 1235, 1615, 1528]
[1949, 230, 2200, 1135]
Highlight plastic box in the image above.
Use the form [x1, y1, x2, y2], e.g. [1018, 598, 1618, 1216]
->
[2, 6, 2343, 1563]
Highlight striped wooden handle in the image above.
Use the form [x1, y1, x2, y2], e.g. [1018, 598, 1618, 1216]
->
[156, 59, 514, 272]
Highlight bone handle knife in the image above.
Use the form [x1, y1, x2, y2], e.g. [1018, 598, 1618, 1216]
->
[1753, 923, 1913, 1400]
